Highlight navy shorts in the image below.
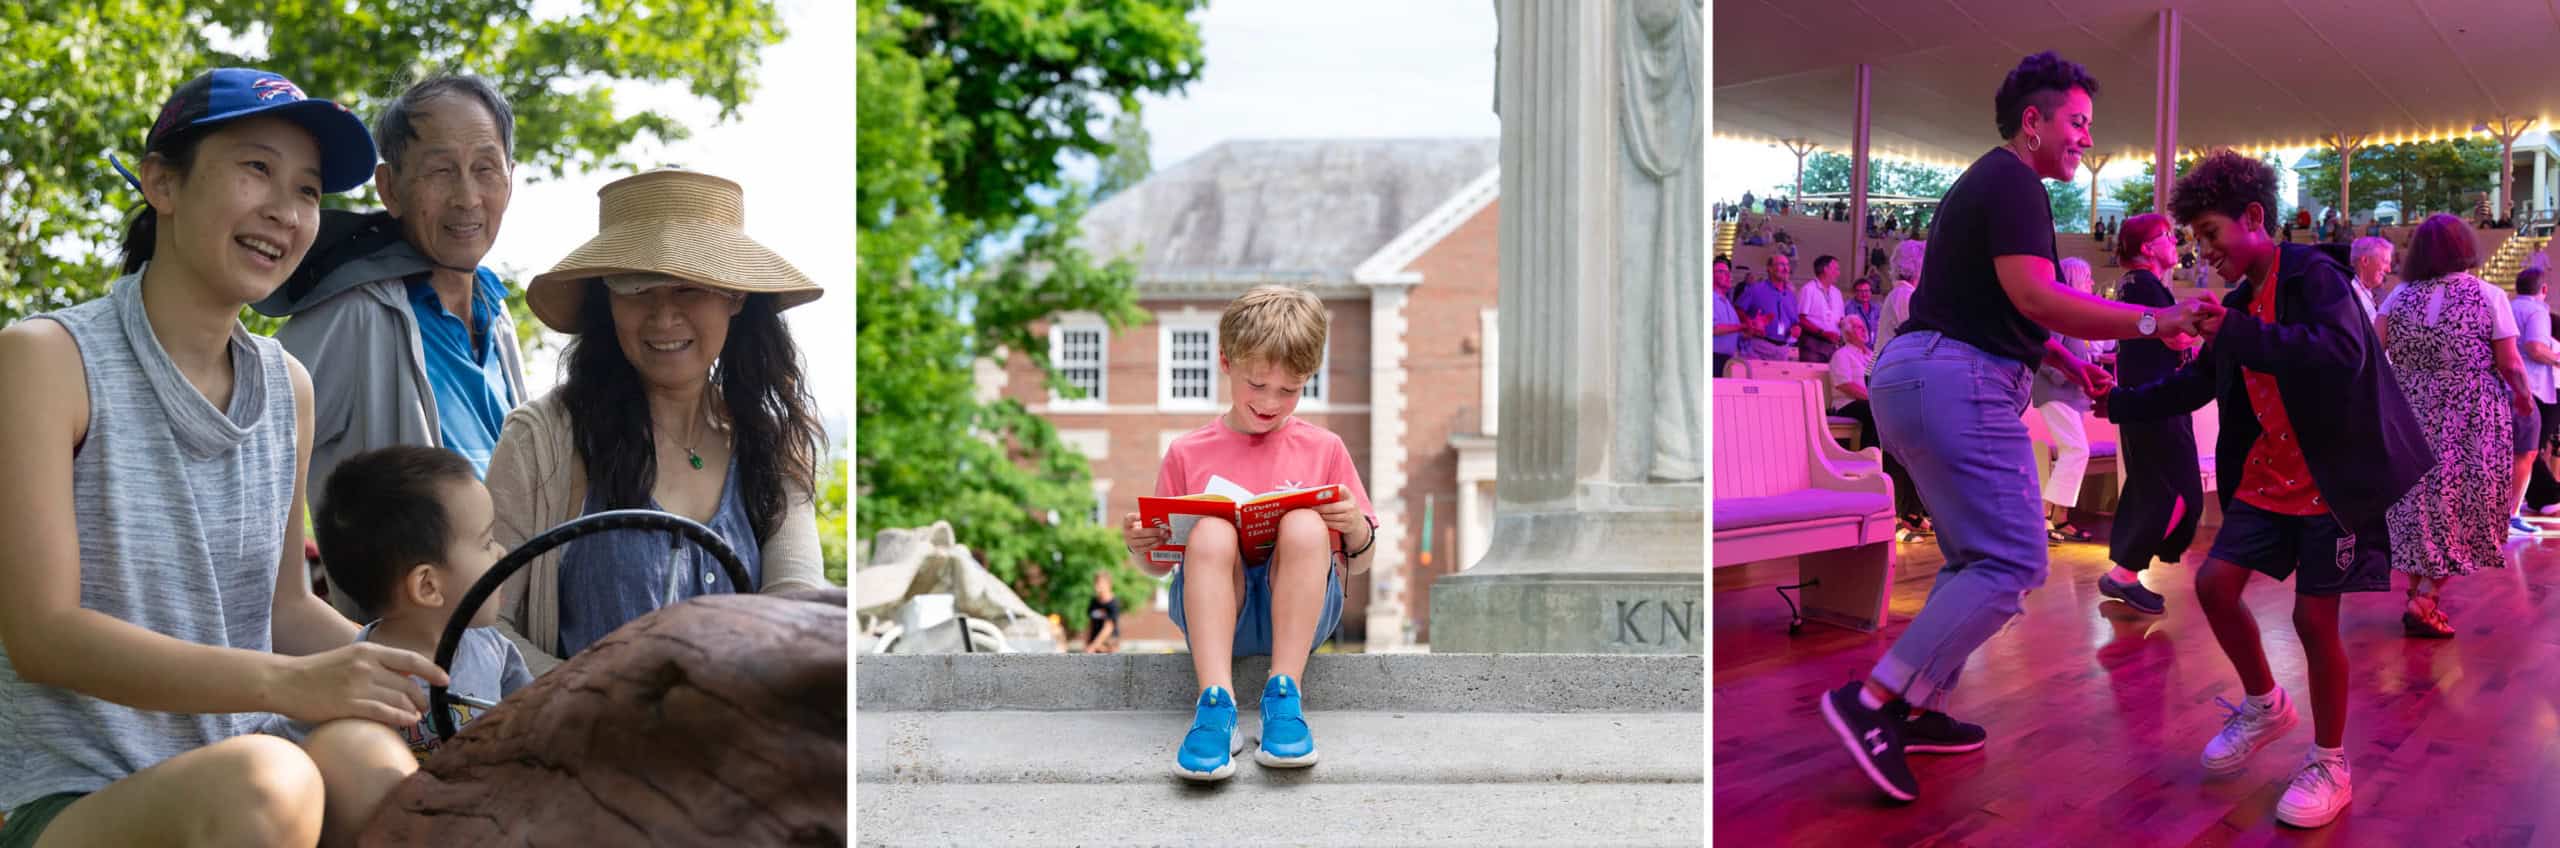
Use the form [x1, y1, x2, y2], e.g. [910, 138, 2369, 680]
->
[2206, 499, 2391, 596]
[1169, 554, 1344, 656]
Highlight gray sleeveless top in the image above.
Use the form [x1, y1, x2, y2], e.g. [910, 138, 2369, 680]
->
[0, 272, 297, 809]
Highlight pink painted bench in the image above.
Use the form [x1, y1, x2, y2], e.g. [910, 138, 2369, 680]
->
[1713, 378, 1896, 632]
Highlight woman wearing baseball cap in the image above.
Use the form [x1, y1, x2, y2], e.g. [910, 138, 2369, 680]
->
[487, 168, 831, 661]
[0, 69, 443, 847]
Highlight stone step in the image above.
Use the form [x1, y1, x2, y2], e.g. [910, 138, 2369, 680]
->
[859, 710, 1702, 785]
[856, 783, 1702, 847]
[854, 653, 1703, 712]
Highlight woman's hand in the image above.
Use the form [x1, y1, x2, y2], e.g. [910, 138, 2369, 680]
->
[1121, 512, 1169, 556]
[2157, 296, 2227, 339]
[269, 641, 450, 728]
[2516, 390, 2536, 418]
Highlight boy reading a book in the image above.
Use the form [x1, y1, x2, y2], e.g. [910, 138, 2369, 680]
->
[1120, 285, 1378, 782]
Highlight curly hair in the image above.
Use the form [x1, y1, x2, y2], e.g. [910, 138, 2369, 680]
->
[2169, 150, 2280, 236]
[1994, 52, 2100, 140]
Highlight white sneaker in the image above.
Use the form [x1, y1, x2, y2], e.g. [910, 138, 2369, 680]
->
[2275, 751, 2352, 828]
[2201, 689, 2298, 775]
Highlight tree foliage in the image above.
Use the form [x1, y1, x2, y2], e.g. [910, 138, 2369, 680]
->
[2046, 178, 2089, 233]
[857, 0, 1204, 619]
[2298, 138, 2498, 222]
[0, 1, 788, 326]
[1796, 151, 1959, 200]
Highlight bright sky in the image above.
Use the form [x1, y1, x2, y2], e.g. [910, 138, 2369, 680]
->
[494, 0, 850, 441]
[1131, 0, 1498, 173]
[1710, 137, 2312, 217]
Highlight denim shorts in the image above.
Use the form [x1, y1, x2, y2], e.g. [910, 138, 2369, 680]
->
[1169, 556, 1344, 656]
[2515, 395, 2542, 456]
[2206, 499, 2392, 596]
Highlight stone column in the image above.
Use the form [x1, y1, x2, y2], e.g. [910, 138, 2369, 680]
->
[2153, 7, 2180, 215]
[1365, 284, 1414, 649]
[1430, 0, 1703, 655]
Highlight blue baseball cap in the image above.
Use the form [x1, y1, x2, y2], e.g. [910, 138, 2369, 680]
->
[112, 68, 377, 194]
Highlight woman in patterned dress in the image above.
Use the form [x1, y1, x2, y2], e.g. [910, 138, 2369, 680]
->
[2379, 214, 2535, 637]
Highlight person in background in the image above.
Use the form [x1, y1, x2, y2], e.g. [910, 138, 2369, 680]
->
[2035, 257, 2106, 544]
[2508, 269, 2560, 529]
[2377, 214, 2529, 639]
[1713, 255, 1743, 376]
[1796, 255, 1847, 363]
[1084, 571, 1122, 654]
[2097, 214, 2200, 614]
[1737, 254, 1801, 361]
[1848, 278, 1884, 347]
[1875, 238, 1933, 541]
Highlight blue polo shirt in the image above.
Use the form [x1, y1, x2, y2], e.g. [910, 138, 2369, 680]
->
[407, 269, 517, 476]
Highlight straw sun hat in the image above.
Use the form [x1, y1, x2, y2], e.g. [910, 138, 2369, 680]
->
[526, 168, 823, 333]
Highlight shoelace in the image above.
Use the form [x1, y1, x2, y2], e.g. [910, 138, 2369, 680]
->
[2213, 696, 2268, 743]
[2291, 756, 2346, 794]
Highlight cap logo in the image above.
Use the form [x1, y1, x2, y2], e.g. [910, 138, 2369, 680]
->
[252, 77, 306, 102]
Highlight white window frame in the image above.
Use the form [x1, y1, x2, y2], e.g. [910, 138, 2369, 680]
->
[1089, 479, 1114, 527]
[1158, 315, 1221, 411]
[1048, 312, 1109, 409]
[1298, 341, 1332, 409]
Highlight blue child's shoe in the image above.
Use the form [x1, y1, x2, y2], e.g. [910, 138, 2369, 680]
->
[1255, 674, 1319, 768]
[1174, 686, 1242, 781]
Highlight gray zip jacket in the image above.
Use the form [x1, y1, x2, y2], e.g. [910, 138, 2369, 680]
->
[265, 240, 529, 518]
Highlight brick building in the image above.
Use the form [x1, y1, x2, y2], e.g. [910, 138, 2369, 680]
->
[977, 138, 1504, 648]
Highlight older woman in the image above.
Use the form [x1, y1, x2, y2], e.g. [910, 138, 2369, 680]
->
[2099, 213, 2202, 615]
[2378, 214, 2533, 638]
[490, 169, 831, 660]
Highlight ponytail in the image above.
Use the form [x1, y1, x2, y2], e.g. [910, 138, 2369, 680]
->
[114, 130, 209, 276]
[119, 202, 157, 274]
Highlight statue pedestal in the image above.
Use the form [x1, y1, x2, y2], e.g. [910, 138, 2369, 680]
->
[1430, 0, 1702, 655]
[1432, 483, 1701, 653]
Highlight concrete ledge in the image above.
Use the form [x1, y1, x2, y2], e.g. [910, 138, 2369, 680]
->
[854, 653, 1703, 712]
[856, 783, 1702, 847]
[860, 711, 1702, 785]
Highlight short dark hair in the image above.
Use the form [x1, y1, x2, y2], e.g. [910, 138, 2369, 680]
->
[316, 446, 479, 619]
[2169, 150, 2280, 237]
[1812, 255, 1838, 275]
[374, 74, 516, 173]
[1993, 52, 2099, 140]
[1713, 253, 1731, 269]
[2400, 213, 2482, 282]
[2520, 267, 2546, 296]
[1765, 253, 1787, 269]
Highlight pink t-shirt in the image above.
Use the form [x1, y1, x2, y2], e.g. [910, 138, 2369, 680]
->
[1149, 417, 1377, 576]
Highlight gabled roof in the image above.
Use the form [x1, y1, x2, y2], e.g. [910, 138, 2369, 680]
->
[1080, 139, 1500, 289]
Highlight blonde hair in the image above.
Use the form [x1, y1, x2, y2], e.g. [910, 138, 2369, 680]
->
[1218, 285, 1329, 376]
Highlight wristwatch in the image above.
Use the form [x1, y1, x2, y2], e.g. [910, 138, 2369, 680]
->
[2137, 310, 2157, 337]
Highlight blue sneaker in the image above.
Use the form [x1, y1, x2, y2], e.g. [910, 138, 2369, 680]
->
[1255, 674, 1319, 768]
[1174, 686, 1241, 781]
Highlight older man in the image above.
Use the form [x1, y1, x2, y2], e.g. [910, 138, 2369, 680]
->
[257, 74, 530, 514]
[1796, 254, 1847, 362]
[1736, 253, 1800, 361]
[2347, 236, 2393, 326]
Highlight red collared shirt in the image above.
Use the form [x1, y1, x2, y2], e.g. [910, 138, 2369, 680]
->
[2234, 251, 2328, 516]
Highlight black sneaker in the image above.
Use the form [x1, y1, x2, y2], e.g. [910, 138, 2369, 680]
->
[1819, 682, 1918, 801]
[1900, 710, 1987, 754]
[2099, 573, 2167, 615]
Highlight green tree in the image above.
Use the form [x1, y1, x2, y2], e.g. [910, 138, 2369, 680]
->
[858, 0, 1205, 619]
[819, 442, 850, 585]
[1791, 152, 1957, 200]
[2113, 162, 2157, 218]
[1, 1, 788, 327]
[2046, 178, 2089, 233]
[1094, 110, 1152, 203]
[2298, 138, 2497, 221]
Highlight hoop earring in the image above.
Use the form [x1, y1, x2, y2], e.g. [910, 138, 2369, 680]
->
[2027, 133, 2043, 153]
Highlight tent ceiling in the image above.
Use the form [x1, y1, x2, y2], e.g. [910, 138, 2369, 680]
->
[1714, 0, 2560, 169]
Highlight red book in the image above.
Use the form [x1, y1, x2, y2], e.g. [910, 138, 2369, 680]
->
[1139, 483, 1349, 569]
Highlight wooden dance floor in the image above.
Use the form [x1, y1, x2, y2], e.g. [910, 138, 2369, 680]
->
[1712, 518, 2560, 846]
